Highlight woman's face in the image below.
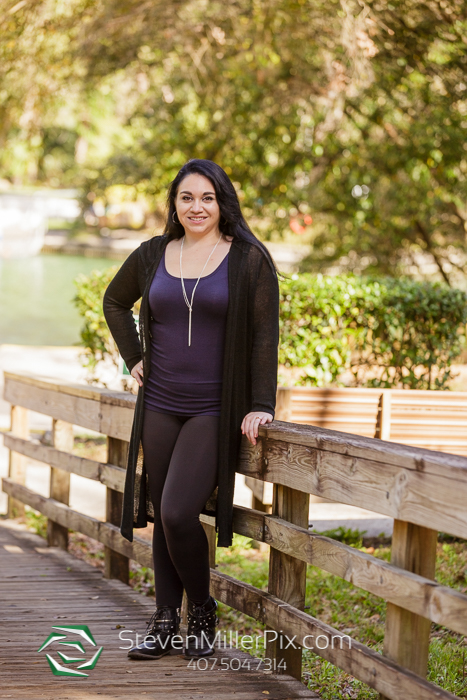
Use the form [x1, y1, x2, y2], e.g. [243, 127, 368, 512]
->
[174, 173, 221, 237]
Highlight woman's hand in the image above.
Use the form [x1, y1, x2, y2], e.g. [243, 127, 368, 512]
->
[130, 360, 144, 387]
[241, 411, 273, 446]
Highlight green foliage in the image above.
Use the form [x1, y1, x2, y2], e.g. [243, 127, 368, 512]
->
[24, 507, 47, 539]
[280, 273, 467, 389]
[72, 266, 120, 381]
[129, 566, 155, 598]
[316, 526, 367, 548]
[3, 1, 467, 283]
[299, 0, 467, 285]
[353, 277, 467, 389]
[279, 274, 369, 386]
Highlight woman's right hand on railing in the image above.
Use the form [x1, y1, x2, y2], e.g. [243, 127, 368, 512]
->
[130, 360, 144, 387]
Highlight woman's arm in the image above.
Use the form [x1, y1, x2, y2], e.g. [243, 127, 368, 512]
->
[103, 247, 143, 374]
[250, 253, 280, 416]
[242, 252, 280, 444]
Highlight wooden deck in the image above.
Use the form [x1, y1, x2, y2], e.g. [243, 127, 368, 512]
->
[0, 519, 318, 700]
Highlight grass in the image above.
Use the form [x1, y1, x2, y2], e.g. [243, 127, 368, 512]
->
[23, 507, 48, 540]
[21, 508, 467, 698]
[72, 434, 107, 461]
[215, 534, 467, 699]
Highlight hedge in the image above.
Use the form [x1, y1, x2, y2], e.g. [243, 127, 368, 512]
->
[279, 274, 467, 389]
[74, 268, 467, 390]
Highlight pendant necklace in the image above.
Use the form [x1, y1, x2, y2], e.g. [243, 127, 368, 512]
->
[180, 233, 222, 346]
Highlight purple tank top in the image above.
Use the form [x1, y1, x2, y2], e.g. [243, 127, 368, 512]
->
[144, 248, 230, 416]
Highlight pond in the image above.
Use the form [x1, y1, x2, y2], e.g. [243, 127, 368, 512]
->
[0, 254, 119, 346]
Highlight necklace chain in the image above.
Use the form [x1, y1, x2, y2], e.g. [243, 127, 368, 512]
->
[180, 233, 223, 346]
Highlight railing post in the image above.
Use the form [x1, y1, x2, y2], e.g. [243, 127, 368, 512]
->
[47, 419, 72, 549]
[266, 483, 309, 681]
[275, 387, 293, 422]
[379, 520, 437, 699]
[375, 388, 437, 697]
[7, 405, 29, 518]
[104, 437, 129, 584]
[202, 521, 217, 570]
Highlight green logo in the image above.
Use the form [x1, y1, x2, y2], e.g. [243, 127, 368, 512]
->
[37, 625, 103, 677]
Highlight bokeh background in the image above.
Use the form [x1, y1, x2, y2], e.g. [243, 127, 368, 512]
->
[2, 0, 467, 282]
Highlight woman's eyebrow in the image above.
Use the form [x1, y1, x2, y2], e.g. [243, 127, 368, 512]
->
[180, 190, 216, 195]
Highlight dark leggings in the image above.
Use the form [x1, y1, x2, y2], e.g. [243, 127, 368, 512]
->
[141, 408, 219, 608]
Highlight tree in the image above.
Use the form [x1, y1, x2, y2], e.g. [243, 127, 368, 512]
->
[2, 0, 467, 283]
[301, 0, 467, 285]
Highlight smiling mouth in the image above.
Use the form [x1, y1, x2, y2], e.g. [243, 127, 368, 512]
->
[188, 217, 207, 221]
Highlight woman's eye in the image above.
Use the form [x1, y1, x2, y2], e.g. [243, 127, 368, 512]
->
[180, 195, 214, 201]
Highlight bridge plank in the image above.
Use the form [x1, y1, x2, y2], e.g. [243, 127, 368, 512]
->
[232, 505, 467, 636]
[212, 570, 459, 700]
[3, 371, 467, 700]
[0, 520, 318, 699]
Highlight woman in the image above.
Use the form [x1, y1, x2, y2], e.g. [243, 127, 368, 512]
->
[103, 158, 280, 661]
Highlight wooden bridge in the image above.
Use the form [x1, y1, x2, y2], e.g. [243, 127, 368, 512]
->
[0, 519, 316, 699]
[2, 371, 467, 699]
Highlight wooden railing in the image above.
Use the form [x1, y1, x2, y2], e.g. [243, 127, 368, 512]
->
[3, 370, 467, 700]
[247, 385, 467, 512]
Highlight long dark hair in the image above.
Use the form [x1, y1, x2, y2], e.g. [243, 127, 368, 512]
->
[162, 159, 278, 276]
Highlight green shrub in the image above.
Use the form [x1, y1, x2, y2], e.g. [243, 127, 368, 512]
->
[74, 267, 467, 390]
[73, 266, 120, 382]
[279, 274, 368, 385]
[280, 274, 467, 389]
[353, 277, 467, 389]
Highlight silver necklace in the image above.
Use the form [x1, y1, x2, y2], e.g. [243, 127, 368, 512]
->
[179, 233, 223, 346]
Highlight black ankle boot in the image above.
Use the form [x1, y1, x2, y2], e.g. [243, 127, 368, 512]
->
[184, 595, 218, 658]
[128, 605, 181, 660]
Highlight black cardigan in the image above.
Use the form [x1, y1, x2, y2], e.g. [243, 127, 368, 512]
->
[103, 233, 280, 547]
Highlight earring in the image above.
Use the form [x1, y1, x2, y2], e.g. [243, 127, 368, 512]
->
[172, 210, 179, 224]
[221, 216, 228, 226]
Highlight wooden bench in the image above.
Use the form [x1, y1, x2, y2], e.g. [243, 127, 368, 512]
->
[275, 385, 467, 454]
